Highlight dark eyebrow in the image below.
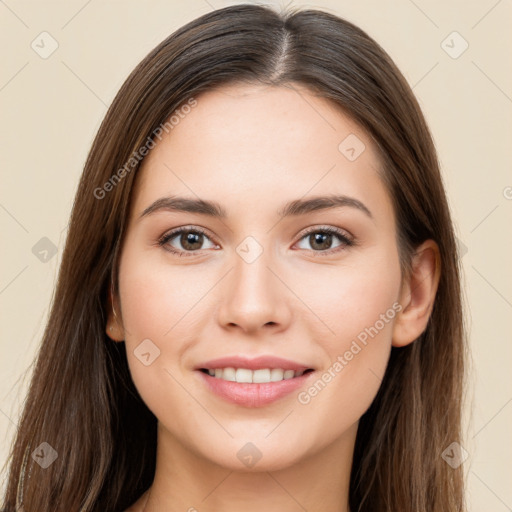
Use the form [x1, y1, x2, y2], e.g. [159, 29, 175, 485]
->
[140, 196, 228, 219]
[277, 195, 372, 219]
[139, 194, 373, 220]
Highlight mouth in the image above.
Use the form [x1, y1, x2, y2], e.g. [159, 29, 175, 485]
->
[194, 356, 316, 407]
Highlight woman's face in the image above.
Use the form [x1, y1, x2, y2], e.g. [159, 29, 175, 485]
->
[113, 83, 404, 471]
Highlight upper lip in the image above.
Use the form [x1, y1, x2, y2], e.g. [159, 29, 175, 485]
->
[194, 355, 314, 372]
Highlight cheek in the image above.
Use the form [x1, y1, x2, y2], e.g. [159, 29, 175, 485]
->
[328, 270, 399, 352]
[295, 248, 401, 353]
[118, 249, 210, 341]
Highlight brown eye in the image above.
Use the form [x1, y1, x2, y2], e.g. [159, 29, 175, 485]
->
[308, 232, 335, 250]
[179, 231, 205, 251]
[295, 226, 354, 256]
[158, 227, 217, 256]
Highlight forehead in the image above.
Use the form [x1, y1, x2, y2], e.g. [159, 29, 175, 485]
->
[130, 83, 393, 224]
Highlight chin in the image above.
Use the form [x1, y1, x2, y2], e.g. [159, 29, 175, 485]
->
[196, 435, 311, 473]
[215, 451, 303, 473]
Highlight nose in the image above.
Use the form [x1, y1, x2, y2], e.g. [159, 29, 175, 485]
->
[216, 247, 292, 335]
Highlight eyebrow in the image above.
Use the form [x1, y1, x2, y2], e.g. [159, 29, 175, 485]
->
[139, 194, 373, 220]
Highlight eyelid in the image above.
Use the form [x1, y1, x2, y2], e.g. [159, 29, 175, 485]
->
[160, 225, 214, 241]
[296, 224, 354, 242]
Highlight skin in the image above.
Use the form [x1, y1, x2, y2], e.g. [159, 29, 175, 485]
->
[107, 83, 440, 512]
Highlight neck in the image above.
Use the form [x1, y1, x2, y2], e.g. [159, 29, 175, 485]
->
[140, 422, 356, 512]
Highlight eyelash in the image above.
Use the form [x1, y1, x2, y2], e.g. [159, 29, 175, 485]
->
[156, 225, 355, 258]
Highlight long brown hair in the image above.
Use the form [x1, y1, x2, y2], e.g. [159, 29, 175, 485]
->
[1, 4, 467, 511]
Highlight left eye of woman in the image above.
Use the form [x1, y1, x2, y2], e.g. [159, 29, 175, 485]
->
[295, 226, 354, 255]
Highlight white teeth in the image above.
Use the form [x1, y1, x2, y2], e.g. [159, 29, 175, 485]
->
[253, 369, 271, 383]
[235, 368, 252, 383]
[283, 370, 295, 380]
[223, 367, 236, 381]
[205, 367, 309, 383]
[270, 369, 284, 381]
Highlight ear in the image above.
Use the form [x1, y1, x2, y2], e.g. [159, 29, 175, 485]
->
[392, 240, 441, 347]
[106, 285, 125, 342]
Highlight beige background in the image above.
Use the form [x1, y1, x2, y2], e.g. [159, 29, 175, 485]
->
[1, 0, 511, 509]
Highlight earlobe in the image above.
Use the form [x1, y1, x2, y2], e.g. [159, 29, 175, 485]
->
[392, 240, 441, 348]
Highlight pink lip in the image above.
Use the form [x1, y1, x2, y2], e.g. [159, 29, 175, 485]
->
[194, 355, 313, 372]
[197, 370, 314, 408]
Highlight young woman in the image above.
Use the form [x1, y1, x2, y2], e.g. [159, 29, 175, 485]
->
[1, 4, 467, 511]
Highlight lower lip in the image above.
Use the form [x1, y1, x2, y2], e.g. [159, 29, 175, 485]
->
[197, 371, 314, 407]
